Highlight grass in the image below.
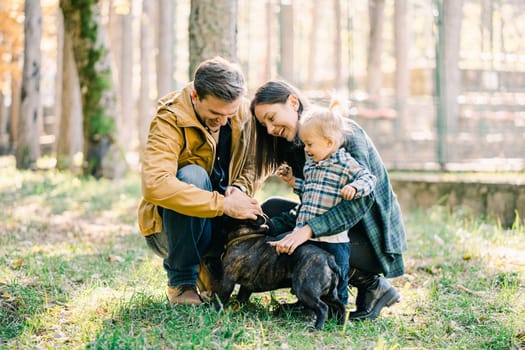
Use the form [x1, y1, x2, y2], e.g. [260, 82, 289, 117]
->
[1, 156, 524, 349]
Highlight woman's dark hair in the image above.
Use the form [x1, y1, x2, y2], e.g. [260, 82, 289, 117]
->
[193, 56, 246, 102]
[250, 81, 309, 181]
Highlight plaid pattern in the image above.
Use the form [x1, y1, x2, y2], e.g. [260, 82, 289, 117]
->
[307, 119, 407, 278]
[294, 148, 376, 228]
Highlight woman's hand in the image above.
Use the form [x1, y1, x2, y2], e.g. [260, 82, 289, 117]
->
[268, 225, 313, 255]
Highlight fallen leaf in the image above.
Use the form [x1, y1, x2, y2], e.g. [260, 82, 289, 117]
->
[11, 258, 24, 268]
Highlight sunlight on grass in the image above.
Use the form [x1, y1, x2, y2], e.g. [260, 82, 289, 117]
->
[1, 156, 524, 349]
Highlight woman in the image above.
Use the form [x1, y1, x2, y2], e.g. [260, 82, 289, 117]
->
[250, 80, 407, 321]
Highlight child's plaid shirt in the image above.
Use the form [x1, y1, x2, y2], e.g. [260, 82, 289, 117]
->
[294, 147, 376, 233]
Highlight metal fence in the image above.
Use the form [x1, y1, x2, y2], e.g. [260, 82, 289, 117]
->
[310, 92, 525, 172]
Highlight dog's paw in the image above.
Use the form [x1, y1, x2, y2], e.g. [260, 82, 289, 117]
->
[212, 297, 224, 312]
[199, 290, 215, 303]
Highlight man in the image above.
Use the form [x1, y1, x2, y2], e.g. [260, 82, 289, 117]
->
[138, 57, 262, 306]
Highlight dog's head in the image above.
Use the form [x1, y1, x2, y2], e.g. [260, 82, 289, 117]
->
[224, 214, 271, 242]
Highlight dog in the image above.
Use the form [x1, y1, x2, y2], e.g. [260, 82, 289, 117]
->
[218, 215, 346, 329]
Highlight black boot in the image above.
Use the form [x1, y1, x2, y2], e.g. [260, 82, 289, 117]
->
[349, 268, 366, 313]
[348, 268, 400, 321]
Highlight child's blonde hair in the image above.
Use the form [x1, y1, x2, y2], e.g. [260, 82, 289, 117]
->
[299, 99, 347, 147]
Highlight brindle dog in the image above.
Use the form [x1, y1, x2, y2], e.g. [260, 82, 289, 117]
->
[218, 215, 346, 329]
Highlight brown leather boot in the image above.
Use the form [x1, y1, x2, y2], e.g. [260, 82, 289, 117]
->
[168, 285, 202, 306]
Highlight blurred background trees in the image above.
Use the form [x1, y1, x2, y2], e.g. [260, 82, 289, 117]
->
[0, 0, 524, 178]
[60, 0, 118, 178]
[16, 0, 42, 170]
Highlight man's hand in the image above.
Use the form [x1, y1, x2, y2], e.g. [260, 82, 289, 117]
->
[268, 225, 313, 255]
[225, 185, 243, 196]
[223, 189, 262, 220]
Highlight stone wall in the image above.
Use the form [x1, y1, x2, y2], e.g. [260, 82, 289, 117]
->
[390, 176, 525, 227]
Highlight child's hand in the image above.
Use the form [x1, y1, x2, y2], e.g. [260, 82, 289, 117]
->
[276, 164, 295, 187]
[277, 163, 291, 177]
[341, 184, 357, 200]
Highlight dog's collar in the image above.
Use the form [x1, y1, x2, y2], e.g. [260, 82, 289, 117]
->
[224, 233, 267, 250]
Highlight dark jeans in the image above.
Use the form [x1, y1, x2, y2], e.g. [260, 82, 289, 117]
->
[144, 164, 222, 288]
[261, 197, 383, 275]
[311, 241, 350, 304]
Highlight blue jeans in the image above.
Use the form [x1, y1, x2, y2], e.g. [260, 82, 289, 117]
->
[312, 241, 350, 305]
[158, 165, 216, 287]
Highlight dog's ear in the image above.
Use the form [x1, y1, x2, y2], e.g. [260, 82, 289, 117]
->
[224, 215, 263, 231]
[255, 214, 274, 233]
[254, 214, 266, 227]
[224, 214, 272, 233]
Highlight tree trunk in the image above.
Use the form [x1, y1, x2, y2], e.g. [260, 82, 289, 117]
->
[333, 0, 343, 90]
[157, 0, 175, 97]
[279, 1, 294, 82]
[16, 0, 42, 170]
[57, 29, 83, 172]
[394, 0, 409, 132]
[307, 0, 319, 87]
[109, 0, 122, 72]
[60, 0, 121, 178]
[366, 0, 385, 105]
[9, 74, 21, 152]
[481, 0, 492, 54]
[138, 0, 155, 155]
[108, 0, 134, 154]
[435, 0, 463, 168]
[264, 1, 274, 81]
[442, 0, 463, 135]
[0, 92, 8, 154]
[53, 6, 64, 156]
[118, 1, 135, 153]
[189, 0, 238, 78]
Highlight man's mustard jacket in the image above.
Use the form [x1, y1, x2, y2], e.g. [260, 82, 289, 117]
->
[137, 83, 257, 236]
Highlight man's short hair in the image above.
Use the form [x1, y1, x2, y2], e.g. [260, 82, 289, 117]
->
[193, 56, 246, 102]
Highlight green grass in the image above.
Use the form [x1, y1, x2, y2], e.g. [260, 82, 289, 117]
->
[1, 156, 524, 349]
